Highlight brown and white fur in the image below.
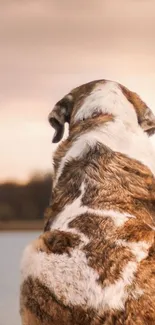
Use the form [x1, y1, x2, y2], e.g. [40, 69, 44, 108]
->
[20, 80, 155, 325]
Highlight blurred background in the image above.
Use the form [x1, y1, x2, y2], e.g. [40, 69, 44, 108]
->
[1, 0, 155, 324]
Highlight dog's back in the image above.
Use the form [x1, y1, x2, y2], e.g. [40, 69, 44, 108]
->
[20, 80, 155, 325]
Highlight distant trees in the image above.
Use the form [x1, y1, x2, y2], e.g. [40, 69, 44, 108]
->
[0, 173, 52, 221]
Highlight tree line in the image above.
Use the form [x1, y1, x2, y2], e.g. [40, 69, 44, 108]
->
[0, 173, 52, 221]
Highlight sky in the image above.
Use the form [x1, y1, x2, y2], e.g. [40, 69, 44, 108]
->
[1, 0, 155, 183]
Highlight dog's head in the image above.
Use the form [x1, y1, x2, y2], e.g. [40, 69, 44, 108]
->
[48, 80, 155, 143]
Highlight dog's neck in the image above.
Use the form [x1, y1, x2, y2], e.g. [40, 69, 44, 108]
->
[87, 119, 155, 174]
[53, 118, 155, 188]
[71, 83, 155, 175]
[54, 83, 155, 186]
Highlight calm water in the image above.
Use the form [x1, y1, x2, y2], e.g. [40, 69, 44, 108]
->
[0, 231, 40, 325]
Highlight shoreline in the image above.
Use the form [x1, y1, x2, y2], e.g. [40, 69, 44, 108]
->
[0, 220, 43, 231]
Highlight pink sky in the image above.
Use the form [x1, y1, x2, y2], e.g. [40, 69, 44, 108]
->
[1, 0, 155, 182]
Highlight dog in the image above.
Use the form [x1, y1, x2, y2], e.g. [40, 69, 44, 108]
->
[20, 79, 155, 325]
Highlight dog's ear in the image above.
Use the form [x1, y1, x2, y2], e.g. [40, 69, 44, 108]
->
[122, 86, 155, 136]
[139, 106, 155, 136]
[48, 94, 74, 143]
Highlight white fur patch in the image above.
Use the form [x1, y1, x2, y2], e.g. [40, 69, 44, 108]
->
[117, 240, 150, 262]
[51, 183, 135, 232]
[100, 261, 137, 310]
[21, 245, 137, 312]
[74, 82, 138, 130]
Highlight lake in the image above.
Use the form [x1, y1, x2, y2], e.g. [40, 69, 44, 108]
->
[0, 231, 40, 325]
